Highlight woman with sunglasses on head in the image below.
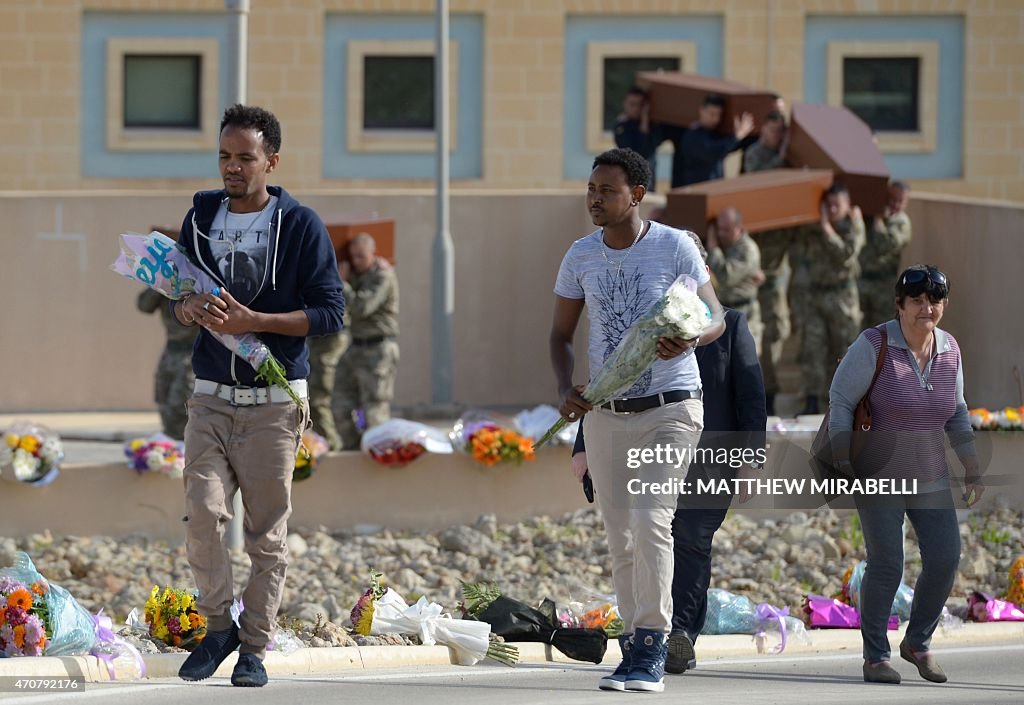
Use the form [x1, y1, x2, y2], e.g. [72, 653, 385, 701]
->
[828, 264, 983, 685]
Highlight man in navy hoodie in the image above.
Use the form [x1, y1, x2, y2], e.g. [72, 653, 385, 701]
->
[170, 105, 345, 687]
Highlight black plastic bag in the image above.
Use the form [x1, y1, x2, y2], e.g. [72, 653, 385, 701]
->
[478, 595, 607, 664]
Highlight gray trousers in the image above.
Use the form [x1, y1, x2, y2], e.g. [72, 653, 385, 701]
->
[855, 489, 961, 662]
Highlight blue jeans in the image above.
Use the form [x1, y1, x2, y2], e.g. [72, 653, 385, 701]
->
[855, 489, 961, 662]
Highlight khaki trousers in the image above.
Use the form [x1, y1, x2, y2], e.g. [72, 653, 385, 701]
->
[183, 393, 303, 658]
[582, 398, 704, 635]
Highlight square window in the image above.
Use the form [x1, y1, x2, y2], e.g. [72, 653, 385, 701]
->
[842, 57, 920, 132]
[362, 55, 434, 130]
[602, 56, 680, 131]
[123, 54, 201, 129]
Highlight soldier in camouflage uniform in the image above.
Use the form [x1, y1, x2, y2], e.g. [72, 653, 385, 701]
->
[859, 181, 912, 328]
[137, 288, 199, 440]
[744, 110, 792, 414]
[791, 183, 865, 415]
[333, 234, 400, 450]
[706, 207, 764, 353]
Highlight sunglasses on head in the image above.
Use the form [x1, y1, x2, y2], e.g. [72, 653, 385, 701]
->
[900, 269, 948, 288]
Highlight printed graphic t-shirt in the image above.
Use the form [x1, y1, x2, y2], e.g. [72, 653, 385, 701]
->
[207, 196, 279, 304]
[554, 220, 710, 397]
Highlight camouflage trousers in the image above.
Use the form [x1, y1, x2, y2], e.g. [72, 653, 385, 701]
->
[752, 230, 792, 395]
[333, 339, 400, 450]
[727, 298, 763, 358]
[155, 344, 195, 441]
[307, 332, 351, 451]
[798, 280, 862, 399]
[859, 275, 897, 329]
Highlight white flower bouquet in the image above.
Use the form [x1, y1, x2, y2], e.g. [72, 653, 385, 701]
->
[111, 232, 302, 406]
[536, 275, 712, 448]
[1, 422, 63, 486]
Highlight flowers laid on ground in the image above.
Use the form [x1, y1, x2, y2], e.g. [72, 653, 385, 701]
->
[111, 232, 301, 405]
[124, 434, 185, 478]
[451, 413, 535, 467]
[369, 580, 518, 666]
[0, 575, 51, 656]
[361, 419, 453, 468]
[144, 586, 207, 650]
[969, 406, 1024, 430]
[350, 571, 388, 636]
[294, 430, 329, 482]
[0, 422, 63, 486]
[535, 275, 712, 448]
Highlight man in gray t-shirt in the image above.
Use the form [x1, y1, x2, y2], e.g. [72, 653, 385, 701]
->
[549, 147, 725, 694]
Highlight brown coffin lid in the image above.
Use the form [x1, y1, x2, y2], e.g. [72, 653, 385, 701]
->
[326, 219, 396, 265]
[662, 168, 834, 238]
[635, 71, 779, 133]
[787, 102, 890, 213]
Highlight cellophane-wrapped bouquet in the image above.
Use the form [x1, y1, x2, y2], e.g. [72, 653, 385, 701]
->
[450, 411, 535, 467]
[361, 419, 454, 468]
[350, 570, 388, 636]
[969, 406, 1024, 430]
[111, 232, 301, 406]
[144, 586, 207, 650]
[536, 275, 712, 448]
[1, 422, 63, 486]
[124, 434, 185, 478]
[294, 429, 328, 482]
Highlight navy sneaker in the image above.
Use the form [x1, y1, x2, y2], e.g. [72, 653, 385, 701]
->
[231, 653, 268, 687]
[178, 624, 241, 681]
[625, 628, 668, 692]
[665, 630, 696, 674]
[597, 634, 633, 691]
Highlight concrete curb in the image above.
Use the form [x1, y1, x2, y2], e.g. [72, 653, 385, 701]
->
[0, 622, 1020, 682]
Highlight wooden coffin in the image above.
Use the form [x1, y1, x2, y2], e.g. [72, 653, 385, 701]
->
[635, 71, 780, 133]
[326, 219, 396, 265]
[662, 169, 835, 239]
[786, 102, 890, 215]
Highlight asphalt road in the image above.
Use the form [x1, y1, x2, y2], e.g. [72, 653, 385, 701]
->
[2, 642, 1022, 705]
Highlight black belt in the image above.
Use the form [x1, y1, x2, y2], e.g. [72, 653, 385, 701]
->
[351, 336, 391, 347]
[600, 389, 701, 414]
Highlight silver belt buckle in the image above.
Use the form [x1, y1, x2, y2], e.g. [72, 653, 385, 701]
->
[611, 399, 630, 415]
[229, 386, 256, 406]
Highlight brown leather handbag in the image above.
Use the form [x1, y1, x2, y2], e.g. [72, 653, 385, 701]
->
[811, 327, 888, 480]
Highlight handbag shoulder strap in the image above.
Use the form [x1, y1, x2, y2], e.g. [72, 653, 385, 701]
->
[865, 325, 888, 396]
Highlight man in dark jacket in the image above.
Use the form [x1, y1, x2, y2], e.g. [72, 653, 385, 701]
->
[573, 232, 766, 675]
[664, 93, 755, 188]
[169, 105, 345, 687]
[613, 87, 661, 191]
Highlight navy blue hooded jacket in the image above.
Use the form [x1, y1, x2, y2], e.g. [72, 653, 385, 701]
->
[171, 186, 345, 386]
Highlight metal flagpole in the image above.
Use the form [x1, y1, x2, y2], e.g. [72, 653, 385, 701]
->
[432, 0, 454, 407]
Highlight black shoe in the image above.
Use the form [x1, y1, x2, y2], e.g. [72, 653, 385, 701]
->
[231, 653, 268, 687]
[664, 631, 696, 674]
[800, 395, 820, 415]
[178, 624, 241, 681]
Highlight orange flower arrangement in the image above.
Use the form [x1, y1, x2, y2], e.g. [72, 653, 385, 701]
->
[466, 424, 535, 467]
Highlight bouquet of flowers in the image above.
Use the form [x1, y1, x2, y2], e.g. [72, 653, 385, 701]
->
[535, 275, 712, 448]
[350, 570, 388, 636]
[1, 422, 63, 486]
[294, 430, 328, 482]
[372, 586, 519, 666]
[450, 411, 535, 467]
[0, 552, 96, 656]
[513, 405, 580, 446]
[361, 419, 453, 468]
[124, 434, 185, 478]
[0, 575, 50, 656]
[1008, 556, 1024, 608]
[144, 586, 207, 650]
[969, 406, 1024, 430]
[459, 581, 604, 663]
[111, 232, 302, 406]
